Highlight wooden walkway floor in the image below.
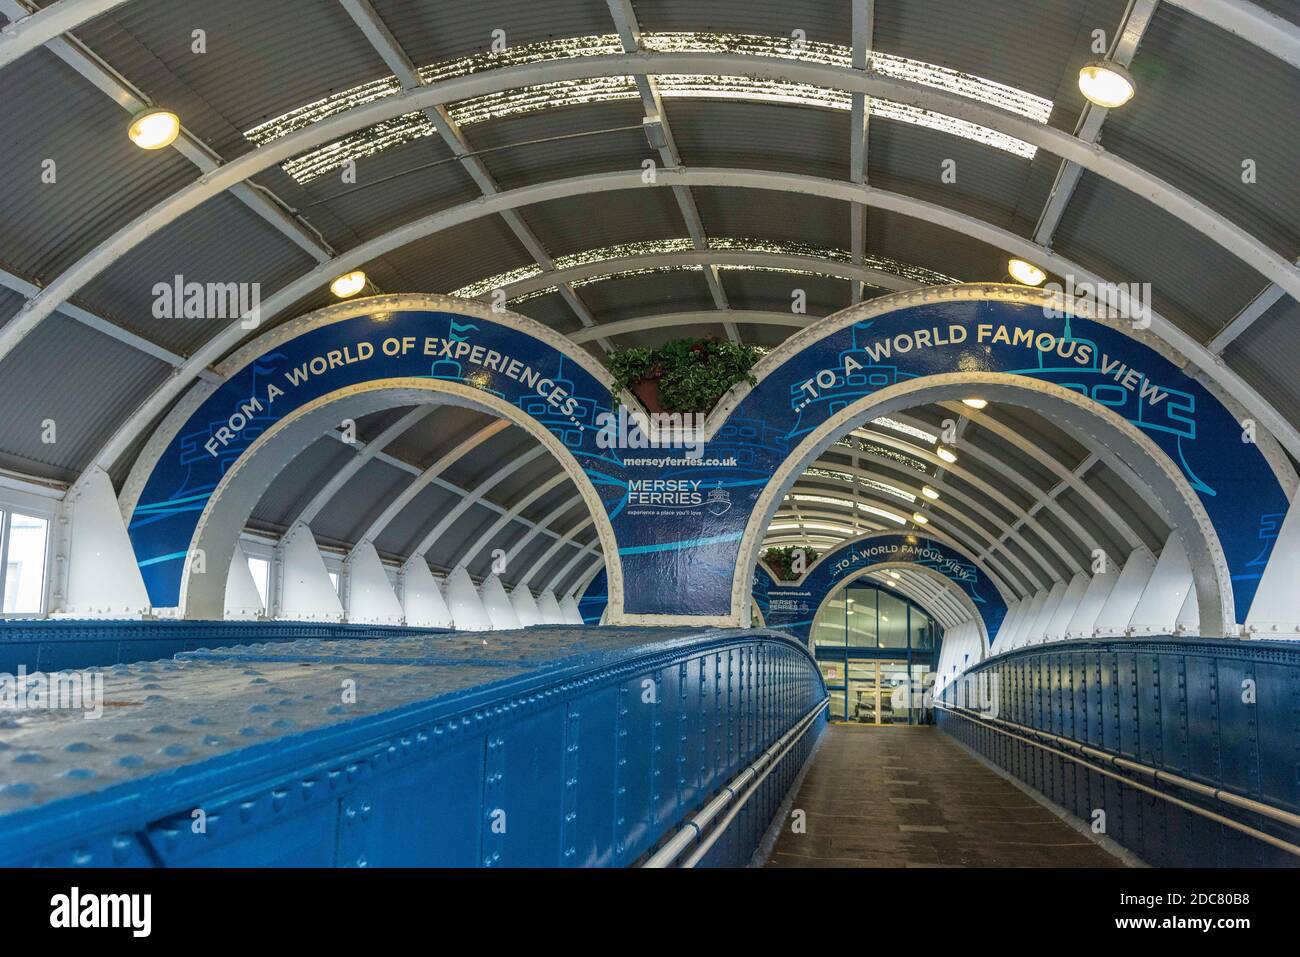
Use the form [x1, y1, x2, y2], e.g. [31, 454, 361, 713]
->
[765, 724, 1124, 868]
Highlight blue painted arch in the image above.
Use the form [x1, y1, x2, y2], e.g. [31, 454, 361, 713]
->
[123, 288, 1292, 630]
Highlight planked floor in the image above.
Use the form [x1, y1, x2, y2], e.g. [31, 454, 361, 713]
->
[765, 724, 1123, 868]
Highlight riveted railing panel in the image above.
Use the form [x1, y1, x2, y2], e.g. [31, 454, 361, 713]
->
[937, 637, 1300, 867]
[0, 625, 824, 868]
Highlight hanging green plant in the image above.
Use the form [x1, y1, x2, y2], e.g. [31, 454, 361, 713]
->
[605, 337, 762, 414]
[762, 545, 819, 582]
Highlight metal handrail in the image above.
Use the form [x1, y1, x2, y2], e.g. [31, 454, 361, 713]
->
[642, 696, 828, 868]
[937, 702, 1300, 858]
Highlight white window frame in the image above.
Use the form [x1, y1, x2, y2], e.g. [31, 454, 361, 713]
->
[0, 487, 57, 617]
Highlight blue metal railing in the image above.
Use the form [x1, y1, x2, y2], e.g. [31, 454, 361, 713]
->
[936, 636, 1300, 867]
[0, 618, 446, 674]
[0, 625, 826, 868]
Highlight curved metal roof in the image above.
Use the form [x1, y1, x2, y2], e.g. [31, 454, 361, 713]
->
[0, 0, 1296, 602]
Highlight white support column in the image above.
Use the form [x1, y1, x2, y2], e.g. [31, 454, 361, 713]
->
[275, 523, 344, 622]
[558, 594, 584, 625]
[510, 584, 542, 627]
[480, 573, 522, 630]
[55, 466, 151, 617]
[1065, 564, 1120, 638]
[1008, 590, 1048, 648]
[1044, 572, 1090, 641]
[400, 555, 453, 628]
[1244, 494, 1300, 637]
[344, 540, 404, 625]
[991, 599, 1025, 650]
[537, 589, 565, 625]
[1176, 586, 1200, 636]
[445, 566, 491, 631]
[1128, 533, 1196, 637]
[1026, 580, 1068, 646]
[224, 543, 264, 620]
[1093, 547, 1157, 637]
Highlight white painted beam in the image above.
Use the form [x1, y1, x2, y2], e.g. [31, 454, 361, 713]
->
[84, 166, 1300, 478]
[276, 523, 344, 622]
[1093, 546, 1157, 636]
[344, 539, 404, 624]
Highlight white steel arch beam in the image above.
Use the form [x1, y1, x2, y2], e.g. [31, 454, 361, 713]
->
[789, 468, 1048, 593]
[336, 0, 604, 345]
[407, 445, 547, 558]
[543, 539, 602, 596]
[773, 502, 1046, 594]
[516, 516, 595, 589]
[354, 419, 510, 545]
[452, 471, 571, 571]
[79, 165, 1300, 492]
[504, 495, 591, 580]
[884, 412, 1131, 558]
[8, 51, 1297, 404]
[0, 0, 130, 70]
[570, 556, 606, 601]
[290, 406, 435, 528]
[568, 309, 814, 343]
[842, 428, 1089, 584]
[931, 402, 1144, 551]
[1165, 0, 1300, 70]
[494, 249, 923, 301]
[3, 0, 1294, 75]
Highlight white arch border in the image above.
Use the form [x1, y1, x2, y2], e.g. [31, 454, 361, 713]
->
[735, 372, 1238, 637]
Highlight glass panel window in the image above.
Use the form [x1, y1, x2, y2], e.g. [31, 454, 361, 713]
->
[246, 556, 270, 608]
[877, 591, 908, 648]
[845, 586, 878, 648]
[327, 571, 340, 595]
[813, 594, 846, 653]
[3, 512, 49, 614]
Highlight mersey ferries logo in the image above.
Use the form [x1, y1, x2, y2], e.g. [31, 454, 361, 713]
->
[705, 481, 731, 516]
[626, 479, 732, 516]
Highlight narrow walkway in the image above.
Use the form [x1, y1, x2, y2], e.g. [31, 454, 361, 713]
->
[765, 725, 1122, 868]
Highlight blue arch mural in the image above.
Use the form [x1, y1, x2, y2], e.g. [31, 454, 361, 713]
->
[128, 291, 1290, 625]
[751, 533, 1008, 644]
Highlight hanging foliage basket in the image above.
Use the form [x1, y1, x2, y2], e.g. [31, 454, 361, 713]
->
[605, 337, 762, 415]
[763, 546, 820, 582]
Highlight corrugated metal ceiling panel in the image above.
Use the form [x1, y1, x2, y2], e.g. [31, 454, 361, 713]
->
[667, 99, 848, 182]
[75, 191, 317, 355]
[572, 269, 716, 325]
[470, 99, 650, 192]
[521, 187, 688, 256]
[0, 49, 195, 282]
[694, 187, 850, 251]
[371, 0, 616, 67]
[0, 313, 172, 479]
[1100, 4, 1300, 258]
[1223, 295, 1300, 430]
[82, 0, 390, 146]
[368, 215, 537, 299]
[288, 136, 482, 246]
[1052, 171, 1265, 343]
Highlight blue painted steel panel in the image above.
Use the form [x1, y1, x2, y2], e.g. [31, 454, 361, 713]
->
[938, 637, 1300, 868]
[0, 625, 824, 868]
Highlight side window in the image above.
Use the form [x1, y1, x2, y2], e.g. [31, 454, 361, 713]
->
[1, 510, 50, 614]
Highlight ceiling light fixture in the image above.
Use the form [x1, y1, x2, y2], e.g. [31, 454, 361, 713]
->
[921, 486, 940, 500]
[961, 398, 988, 410]
[1007, 258, 1046, 286]
[128, 108, 181, 150]
[1078, 60, 1136, 109]
[912, 512, 929, 524]
[330, 270, 367, 298]
[936, 446, 958, 464]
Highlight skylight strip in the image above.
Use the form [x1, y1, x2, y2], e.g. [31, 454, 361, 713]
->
[245, 32, 1052, 184]
[451, 238, 958, 301]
